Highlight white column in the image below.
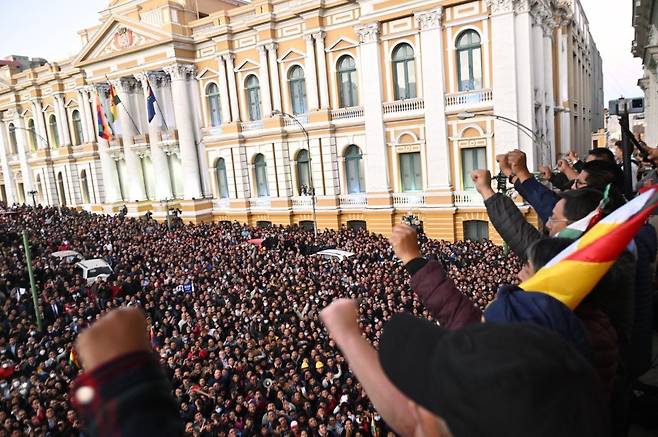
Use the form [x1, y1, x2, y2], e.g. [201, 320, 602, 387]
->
[82, 86, 99, 142]
[0, 120, 16, 204]
[267, 43, 283, 112]
[13, 114, 34, 194]
[223, 54, 241, 123]
[111, 78, 147, 201]
[31, 100, 49, 149]
[532, 9, 546, 165]
[304, 34, 320, 111]
[135, 72, 173, 200]
[416, 9, 451, 191]
[54, 94, 72, 147]
[514, 3, 537, 169]
[76, 89, 92, 144]
[217, 56, 233, 123]
[313, 32, 330, 109]
[257, 45, 273, 117]
[557, 24, 571, 154]
[356, 23, 390, 194]
[163, 64, 203, 199]
[543, 24, 556, 162]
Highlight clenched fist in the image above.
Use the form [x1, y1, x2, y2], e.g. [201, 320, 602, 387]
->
[507, 150, 532, 182]
[496, 154, 512, 177]
[320, 299, 361, 343]
[389, 224, 421, 266]
[470, 169, 495, 200]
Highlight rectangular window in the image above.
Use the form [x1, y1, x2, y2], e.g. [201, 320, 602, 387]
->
[399, 152, 422, 192]
[461, 147, 487, 190]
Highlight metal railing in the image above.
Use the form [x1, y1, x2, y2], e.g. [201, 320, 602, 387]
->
[453, 191, 484, 207]
[383, 98, 425, 114]
[338, 194, 367, 208]
[330, 106, 364, 121]
[445, 89, 493, 108]
[392, 192, 425, 208]
[291, 196, 313, 209]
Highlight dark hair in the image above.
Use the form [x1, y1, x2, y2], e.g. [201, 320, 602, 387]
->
[526, 238, 573, 271]
[557, 189, 602, 222]
[581, 160, 624, 193]
[587, 148, 615, 163]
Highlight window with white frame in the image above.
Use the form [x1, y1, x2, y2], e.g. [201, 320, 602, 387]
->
[296, 149, 311, 194]
[399, 152, 422, 192]
[7, 123, 17, 154]
[215, 157, 229, 199]
[72, 110, 84, 145]
[461, 147, 486, 190]
[288, 66, 307, 115]
[27, 119, 38, 151]
[254, 153, 269, 197]
[245, 75, 262, 121]
[392, 43, 417, 100]
[344, 145, 365, 194]
[464, 220, 489, 241]
[206, 83, 222, 127]
[337, 55, 358, 108]
[49, 114, 60, 147]
[456, 30, 483, 92]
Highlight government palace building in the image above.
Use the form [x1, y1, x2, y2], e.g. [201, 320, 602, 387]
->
[0, 0, 603, 241]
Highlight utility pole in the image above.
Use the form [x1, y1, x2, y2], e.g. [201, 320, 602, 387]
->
[22, 231, 43, 331]
[27, 190, 37, 208]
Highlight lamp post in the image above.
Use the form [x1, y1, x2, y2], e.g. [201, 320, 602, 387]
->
[272, 110, 318, 240]
[27, 190, 37, 208]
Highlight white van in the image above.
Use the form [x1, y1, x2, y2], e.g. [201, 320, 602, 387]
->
[75, 259, 113, 284]
[51, 250, 84, 264]
[312, 249, 355, 262]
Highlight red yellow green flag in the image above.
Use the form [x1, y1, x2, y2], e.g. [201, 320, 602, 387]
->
[108, 84, 121, 123]
[96, 94, 113, 141]
[520, 186, 658, 310]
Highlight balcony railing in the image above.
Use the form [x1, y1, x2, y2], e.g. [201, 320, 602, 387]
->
[284, 114, 308, 127]
[291, 196, 313, 210]
[212, 198, 230, 209]
[240, 120, 264, 132]
[202, 126, 223, 137]
[338, 194, 367, 208]
[453, 191, 485, 207]
[444, 89, 493, 109]
[383, 98, 425, 114]
[392, 192, 425, 208]
[250, 197, 271, 209]
[330, 106, 364, 121]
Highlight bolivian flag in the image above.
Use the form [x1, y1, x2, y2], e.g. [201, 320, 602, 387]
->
[521, 186, 658, 310]
[109, 84, 121, 123]
[69, 347, 80, 369]
[96, 94, 113, 141]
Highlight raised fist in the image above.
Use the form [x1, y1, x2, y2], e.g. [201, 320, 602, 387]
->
[507, 150, 531, 182]
[389, 224, 421, 266]
[470, 170, 495, 200]
[496, 154, 512, 177]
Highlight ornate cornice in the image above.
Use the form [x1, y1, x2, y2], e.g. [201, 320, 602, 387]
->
[110, 77, 139, 93]
[163, 64, 196, 81]
[265, 42, 278, 52]
[355, 23, 380, 44]
[415, 8, 443, 31]
[312, 31, 326, 41]
[485, 0, 515, 15]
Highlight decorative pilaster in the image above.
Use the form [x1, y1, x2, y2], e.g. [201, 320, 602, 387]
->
[216, 56, 233, 123]
[257, 45, 273, 117]
[53, 94, 72, 147]
[0, 119, 16, 204]
[163, 64, 203, 199]
[222, 54, 241, 122]
[75, 90, 92, 144]
[266, 43, 282, 112]
[12, 112, 34, 194]
[303, 34, 320, 112]
[30, 99, 49, 149]
[313, 32, 330, 109]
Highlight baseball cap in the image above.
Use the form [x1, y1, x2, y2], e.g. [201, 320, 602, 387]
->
[379, 313, 608, 437]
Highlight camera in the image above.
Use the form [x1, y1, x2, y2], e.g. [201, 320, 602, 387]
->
[401, 215, 424, 240]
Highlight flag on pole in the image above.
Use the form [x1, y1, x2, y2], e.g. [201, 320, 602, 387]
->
[69, 347, 80, 369]
[109, 84, 121, 123]
[521, 186, 658, 310]
[146, 82, 157, 123]
[96, 94, 113, 141]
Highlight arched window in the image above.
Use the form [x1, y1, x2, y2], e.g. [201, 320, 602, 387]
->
[49, 114, 60, 147]
[57, 172, 67, 206]
[215, 158, 229, 199]
[464, 220, 489, 241]
[392, 43, 417, 100]
[206, 83, 221, 127]
[456, 30, 483, 91]
[27, 119, 38, 151]
[7, 123, 17, 154]
[344, 145, 364, 194]
[254, 153, 269, 197]
[72, 110, 84, 145]
[337, 55, 358, 108]
[245, 75, 262, 121]
[288, 66, 307, 115]
[296, 149, 311, 194]
[80, 169, 91, 204]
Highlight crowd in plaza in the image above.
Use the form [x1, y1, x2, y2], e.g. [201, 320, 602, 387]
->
[0, 203, 520, 436]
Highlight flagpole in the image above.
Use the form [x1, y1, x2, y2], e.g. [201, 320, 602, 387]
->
[105, 75, 142, 136]
[144, 73, 170, 131]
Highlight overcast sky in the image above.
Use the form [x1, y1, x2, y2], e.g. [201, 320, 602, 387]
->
[0, 0, 644, 106]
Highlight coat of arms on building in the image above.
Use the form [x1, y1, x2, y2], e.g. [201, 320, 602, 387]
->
[103, 26, 150, 55]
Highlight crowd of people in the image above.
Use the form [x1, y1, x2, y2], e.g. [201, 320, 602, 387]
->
[0, 204, 521, 436]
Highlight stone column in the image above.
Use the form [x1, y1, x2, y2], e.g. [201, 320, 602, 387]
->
[13, 113, 34, 194]
[257, 45, 273, 117]
[111, 78, 147, 201]
[82, 86, 99, 142]
[223, 54, 241, 123]
[356, 23, 390, 195]
[30, 100, 49, 149]
[304, 34, 320, 111]
[0, 119, 16, 204]
[313, 32, 330, 109]
[266, 43, 283, 112]
[531, 8, 546, 165]
[76, 89, 92, 144]
[135, 72, 173, 200]
[543, 19, 557, 163]
[163, 64, 203, 199]
[416, 9, 451, 191]
[53, 94, 72, 147]
[217, 56, 233, 123]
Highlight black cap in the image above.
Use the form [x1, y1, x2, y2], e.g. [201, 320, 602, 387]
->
[379, 313, 609, 437]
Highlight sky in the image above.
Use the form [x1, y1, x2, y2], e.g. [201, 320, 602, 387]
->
[0, 0, 645, 106]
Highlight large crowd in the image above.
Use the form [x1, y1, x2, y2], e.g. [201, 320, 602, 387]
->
[0, 205, 521, 437]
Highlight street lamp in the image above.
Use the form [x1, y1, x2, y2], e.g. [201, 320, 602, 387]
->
[457, 111, 545, 147]
[27, 190, 37, 208]
[272, 110, 318, 240]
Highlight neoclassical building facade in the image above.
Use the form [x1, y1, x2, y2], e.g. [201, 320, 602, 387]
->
[0, 0, 602, 240]
[634, 0, 658, 148]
